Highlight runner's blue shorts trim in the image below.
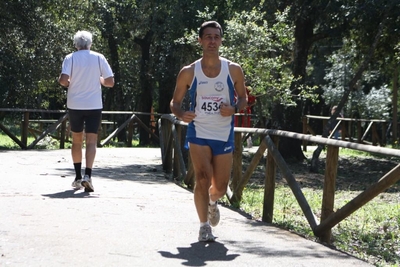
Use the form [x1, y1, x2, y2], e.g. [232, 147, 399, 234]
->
[187, 137, 234, 156]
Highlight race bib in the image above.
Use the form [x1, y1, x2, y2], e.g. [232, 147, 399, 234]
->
[199, 95, 227, 115]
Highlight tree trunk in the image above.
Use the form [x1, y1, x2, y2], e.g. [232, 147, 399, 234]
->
[135, 31, 154, 146]
[157, 53, 177, 114]
[392, 65, 398, 145]
[273, 15, 314, 161]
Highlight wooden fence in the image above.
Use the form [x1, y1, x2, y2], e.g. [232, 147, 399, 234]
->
[159, 114, 400, 244]
[0, 108, 159, 149]
[303, 115, 388, 151]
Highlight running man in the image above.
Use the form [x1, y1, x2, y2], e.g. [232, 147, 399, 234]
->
[58, 30, 114, 192]
[170, 21, 247, 241]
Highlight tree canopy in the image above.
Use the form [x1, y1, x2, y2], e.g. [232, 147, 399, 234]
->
[0, 0, 399, 150]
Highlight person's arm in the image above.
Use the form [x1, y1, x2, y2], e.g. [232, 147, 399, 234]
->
[220, 62, 247, 116]
[100, 76, 115, 88]
[170, 65, 196, 123]
[58, 74, 70, 88]
[99, 56, 115, 88]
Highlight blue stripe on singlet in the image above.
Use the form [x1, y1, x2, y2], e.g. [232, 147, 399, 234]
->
[185, 77, 198, 149]
[227, 75, 235, 142]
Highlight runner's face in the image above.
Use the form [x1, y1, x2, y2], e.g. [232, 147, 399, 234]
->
[199, 27, 222, 52]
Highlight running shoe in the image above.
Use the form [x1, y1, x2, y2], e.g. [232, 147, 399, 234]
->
[208, 203, 220, 227]
[81, 175, 94, 192]
[71, 179, 83, 190]
[198, 224, 215, 242]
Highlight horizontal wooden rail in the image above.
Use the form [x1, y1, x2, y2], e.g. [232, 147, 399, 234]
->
[305, 115, 386, 123]
[0, 109, 163, 149]
[235, 127, 400, 158]
[303, 115, 388, 149]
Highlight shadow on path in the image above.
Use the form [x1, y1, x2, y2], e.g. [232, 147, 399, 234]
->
[159, 241, 239, 266]
[42, 189, 98, 199]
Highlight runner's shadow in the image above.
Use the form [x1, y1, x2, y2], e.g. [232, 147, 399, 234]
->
[158, 241, 239, 266]
[42, 190, 97, 198]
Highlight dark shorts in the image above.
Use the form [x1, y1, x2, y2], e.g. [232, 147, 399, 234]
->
[68, 109, 102, 134]
[187, 137, 234, 156]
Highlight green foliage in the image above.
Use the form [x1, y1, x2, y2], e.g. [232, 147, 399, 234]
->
[221, 8, 295, 104]
[323, 39, 391, 119]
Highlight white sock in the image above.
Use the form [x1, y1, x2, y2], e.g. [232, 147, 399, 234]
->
[200, 222, 209, 227]
[209, 200, 216, 206]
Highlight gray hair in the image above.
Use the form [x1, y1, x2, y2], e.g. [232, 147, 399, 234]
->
[73, 30, 93, 49]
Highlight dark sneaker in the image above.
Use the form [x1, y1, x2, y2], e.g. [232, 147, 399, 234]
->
[208, 203, 220, 227]
[71, 179, 83, 190]
[81, 175, 94, 192]
[198, 224, 215, 242]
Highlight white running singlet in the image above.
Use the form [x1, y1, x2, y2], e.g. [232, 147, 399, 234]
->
[187, 57, 236, 142]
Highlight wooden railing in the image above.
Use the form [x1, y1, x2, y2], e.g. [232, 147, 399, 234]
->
[0, 108, 159, 149]
[302, 115, 388, 151]
[159, 114, 400, 244]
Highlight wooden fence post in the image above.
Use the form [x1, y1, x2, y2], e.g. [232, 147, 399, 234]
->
[263, 135, 278, 223]
[173, 124, 182, 179]
[21, 112, 29, 148]
[230, 131, 243, 203]
[60, 119, 67, 149]
[320, 145, 339, 244]
[302, 116, 307, 151]
[127, 120, 134, 147]
[158, 118, 165, 164]
[162, 120, 173, 174]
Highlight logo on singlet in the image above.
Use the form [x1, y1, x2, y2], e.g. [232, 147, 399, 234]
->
[214, 81, 224, 92]
[199, 81, 208, 85]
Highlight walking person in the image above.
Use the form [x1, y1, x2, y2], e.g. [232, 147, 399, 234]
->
[58, 30, 114, 192]
[170, 21, 247, 241]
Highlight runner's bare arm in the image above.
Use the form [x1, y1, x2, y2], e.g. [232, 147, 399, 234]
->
[58, 74, 70, 88]
[100, 76, 115, 88]
[170, 65, 197, 123]
[220, 62, 247, 116]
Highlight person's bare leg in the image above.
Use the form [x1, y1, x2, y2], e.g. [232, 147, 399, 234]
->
[80, 133, 97, 192]
[84, 133, 98, 169]
[70, 131, 84, 188]
[190, 144, 213, 223]
[71, 132, 84, 163]
[209, 153, 233, 202]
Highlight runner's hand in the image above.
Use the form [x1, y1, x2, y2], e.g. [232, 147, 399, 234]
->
[180, 111, 196, 123]
[220, 103, 235, 117]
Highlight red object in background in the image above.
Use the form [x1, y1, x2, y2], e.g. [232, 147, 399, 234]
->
[234, 88, 256, 127]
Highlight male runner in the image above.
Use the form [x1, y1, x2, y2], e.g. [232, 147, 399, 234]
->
[59, 30, 114, 192]
[170, 21, 247, 241]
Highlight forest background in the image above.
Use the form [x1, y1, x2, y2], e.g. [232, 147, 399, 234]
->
[0, 0, 399, 160]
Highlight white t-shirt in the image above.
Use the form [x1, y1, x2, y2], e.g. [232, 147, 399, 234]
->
[61, 50, 113, 110]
